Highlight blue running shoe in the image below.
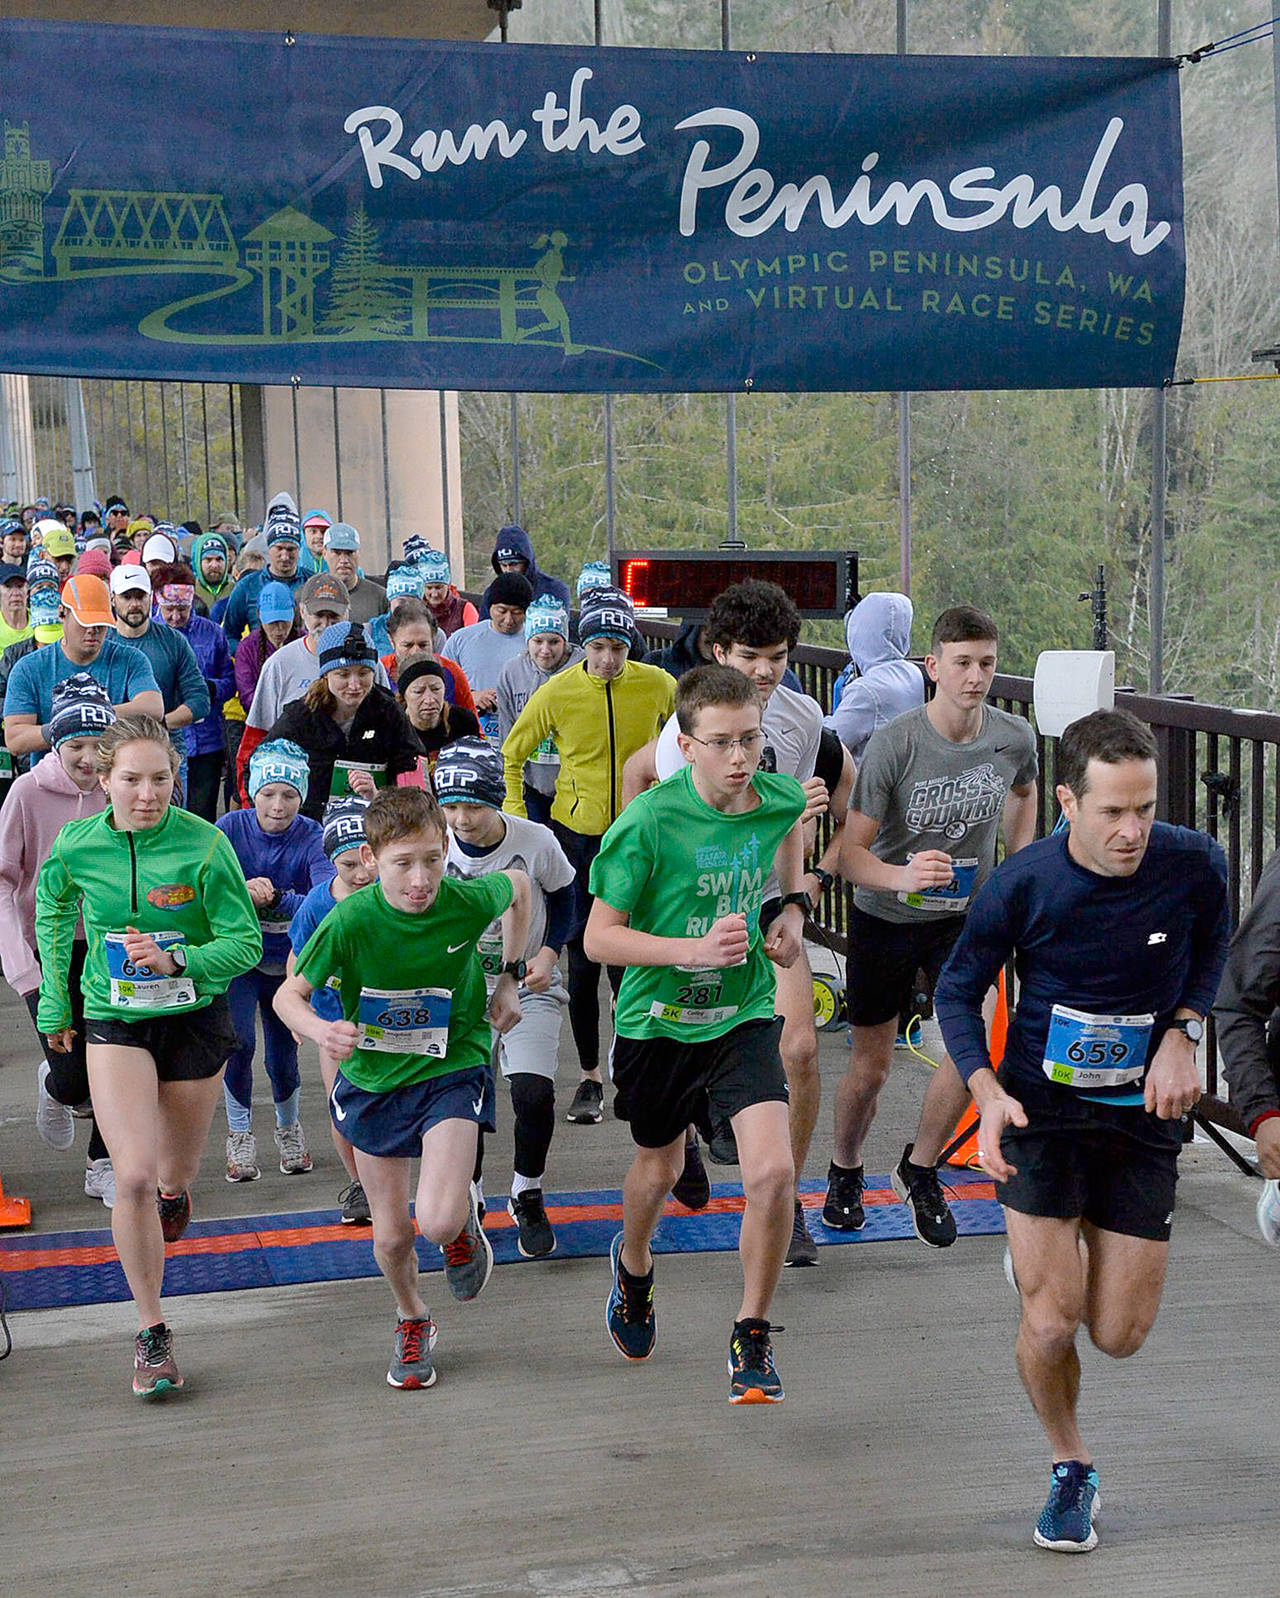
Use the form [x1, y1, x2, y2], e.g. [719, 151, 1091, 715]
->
[1034, 1460, 1100, 1552]
[606, 1232, 655, 1360]
[728, 1319, 784, 1404]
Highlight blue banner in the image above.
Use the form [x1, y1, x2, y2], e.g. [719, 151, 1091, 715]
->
[0, 22, 1183, 392]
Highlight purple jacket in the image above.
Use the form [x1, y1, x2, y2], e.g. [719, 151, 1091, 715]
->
[176, 611, 236, 757]
[216, 808, 334, 972]
[234, 624, 300, 717]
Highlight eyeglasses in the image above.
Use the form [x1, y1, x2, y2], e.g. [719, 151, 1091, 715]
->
[684, 731, 765, 754]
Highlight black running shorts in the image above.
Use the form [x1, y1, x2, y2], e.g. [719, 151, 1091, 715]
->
[611, 1015, 788, 1149]
[844, 903, 964, 1029]
[996, 1069, 1179, 1242]
[86, 995, 238, 1083]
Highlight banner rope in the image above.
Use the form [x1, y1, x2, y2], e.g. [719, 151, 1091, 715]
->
[1178, 16, 1277, 64]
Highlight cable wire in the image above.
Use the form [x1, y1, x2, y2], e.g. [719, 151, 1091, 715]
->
[1178, 15, 1277, 64]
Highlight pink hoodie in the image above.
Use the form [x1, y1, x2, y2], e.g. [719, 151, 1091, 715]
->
[0, 751, 107, 995]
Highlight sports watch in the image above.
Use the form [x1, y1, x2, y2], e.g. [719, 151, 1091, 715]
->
[501, 958, 527, 982]
[1169, 1016, 1204, 1045]
[169, 943, 188, 974]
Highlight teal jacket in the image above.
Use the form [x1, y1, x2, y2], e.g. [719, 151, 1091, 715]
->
[35, 805, 262, 1030]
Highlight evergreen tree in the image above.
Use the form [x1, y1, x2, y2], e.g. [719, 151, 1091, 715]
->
[323, 206, 405, 336]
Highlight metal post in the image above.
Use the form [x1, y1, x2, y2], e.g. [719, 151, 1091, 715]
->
[380, 388, 393, 562]
[64, 378, 96, 512]
[438, 390, 452, 556]
[0, 374, 36, 504]
[722, 0, 739, 545]
[897, 0, 912, 596]
[331, 387, 344, 523]
[596, 0, 617, 566]
[604, 392, 617, 565]
[510, 392, 521, 524]
[1149, 0, 1171, 694]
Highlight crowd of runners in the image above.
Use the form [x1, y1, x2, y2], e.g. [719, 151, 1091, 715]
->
[7, 489, 1280, 1556]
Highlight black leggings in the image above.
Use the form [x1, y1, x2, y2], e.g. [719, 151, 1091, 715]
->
[551, 821, 622, 1073]
[473, 1074, 557, 1187]
[25, 942, 107, 1163]
[184, 748, 225, 822]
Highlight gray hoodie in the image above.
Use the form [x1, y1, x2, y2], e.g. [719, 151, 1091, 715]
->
[1215, 846, 1280, 1133]
[497, 643, 584, 796]
[824, 591, 923, 761]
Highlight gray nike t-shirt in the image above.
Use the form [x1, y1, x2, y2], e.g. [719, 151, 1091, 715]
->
[850, 704, 1038, 924]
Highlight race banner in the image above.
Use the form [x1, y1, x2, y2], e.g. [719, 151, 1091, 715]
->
[0, 22, 1184, 392]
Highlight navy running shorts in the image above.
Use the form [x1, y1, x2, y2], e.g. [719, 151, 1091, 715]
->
[996, 1069, 1179, 1242]
[328, 1063, 497, 1158]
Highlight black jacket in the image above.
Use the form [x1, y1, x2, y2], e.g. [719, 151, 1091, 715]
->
[267, 684, 425, 821]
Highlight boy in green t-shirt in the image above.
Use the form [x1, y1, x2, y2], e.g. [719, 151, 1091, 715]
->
[274, 787, 531, 1391]
[585, 665, 808, 1404]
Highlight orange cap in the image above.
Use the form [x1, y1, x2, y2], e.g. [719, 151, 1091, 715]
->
[61, 573, 114, 627]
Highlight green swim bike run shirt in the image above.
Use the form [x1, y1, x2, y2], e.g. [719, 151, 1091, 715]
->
[589, 764, 805, 1043]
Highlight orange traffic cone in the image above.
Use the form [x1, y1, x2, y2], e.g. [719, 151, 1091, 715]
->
[942, 970, 1009, 1170]
[0, 1168, 31, 1227]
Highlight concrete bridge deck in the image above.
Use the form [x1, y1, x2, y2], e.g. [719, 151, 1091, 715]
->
[2, 985, 1277, 1598]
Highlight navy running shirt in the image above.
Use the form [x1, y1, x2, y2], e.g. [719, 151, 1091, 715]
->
[934, 823, 1230, 1102]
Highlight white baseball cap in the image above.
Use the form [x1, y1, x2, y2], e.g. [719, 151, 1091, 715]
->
[109, 563, 152, 597]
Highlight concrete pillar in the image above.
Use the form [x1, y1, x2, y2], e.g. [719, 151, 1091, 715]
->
[0, 375, 37, 505]
[255, 385, 464, 582]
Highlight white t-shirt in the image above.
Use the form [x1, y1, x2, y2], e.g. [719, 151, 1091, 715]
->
[444, 812, 576, 985]
[653, 681, 822, 900]
[654, 681, 823, 783]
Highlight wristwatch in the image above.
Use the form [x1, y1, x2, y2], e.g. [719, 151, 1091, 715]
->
[501, 958, 527, 981]
[1169, 1016, 1204, 1045]
[779, 892, 812, 915]
[169, 944, 188, 974]
[807, 866, 834, 908]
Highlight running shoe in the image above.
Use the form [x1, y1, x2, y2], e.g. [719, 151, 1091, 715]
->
[895, 1019, 924, 1049]
[508, 1189, 556, 1259]
[728, 1318, 784, 1404]
[339, 1178, 371, 1224]
[784, 1198, 819, 1267]
[566, 1079, 604, 1124]
[706, 1126, 739, 1166]
[225, 1130, 260, 1183]
[133, 1323, 183, 1398]
[441, 1190, 494, 1301]
[891, 1144, 957, 1248]
[822, 1161, 866, 1231]
[671, 1139, 711, 1210]
[70, 1098, 94, 1118]
[1034, 1460, 1100, 1552]
[36, 1062, 74, 1151]
[606, 1232, 655, 1360]
[274, 1120, 313, 1175]
[84, 1158, 116, 1208]
[386, 1314, 439, 1390]
[156, 1188, 191, 1243]
[1257, 1179, 1280, 1246]
[1003, 1246, 1020, 1294]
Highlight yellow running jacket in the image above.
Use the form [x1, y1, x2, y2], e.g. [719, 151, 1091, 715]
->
[502, 659, 674, 835]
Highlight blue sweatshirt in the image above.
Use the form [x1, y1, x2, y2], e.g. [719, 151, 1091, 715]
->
[216, 809, 334, 972]
[935, 824, 1230, 1106]
[290, 877, 344, 1018]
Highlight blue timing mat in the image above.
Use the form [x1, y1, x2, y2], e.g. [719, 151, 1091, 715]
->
[0, 1173, 1005, 1311]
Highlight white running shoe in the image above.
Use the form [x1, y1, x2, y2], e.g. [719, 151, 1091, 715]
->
[274, 1120, 313, 1175]
[1257, 1179, 1280, 1247]
[1003, 1246, 1020, 1294]
[225, 1130, 260, 1182]
[36, 1062, 75, 1151]
[84, 1158, 116, 1208]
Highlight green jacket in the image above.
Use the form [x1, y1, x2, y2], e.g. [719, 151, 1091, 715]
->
[35, 805, 261, 1030]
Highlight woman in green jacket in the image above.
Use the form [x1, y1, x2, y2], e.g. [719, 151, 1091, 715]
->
[36, 713, 262, 1399]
